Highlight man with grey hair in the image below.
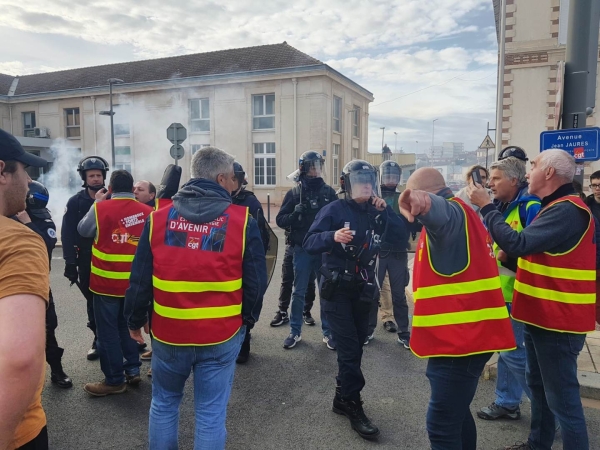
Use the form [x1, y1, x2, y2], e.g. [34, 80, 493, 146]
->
[469, 149, 596, 450]
[124, 146, 267, 449]
[474, 156, 541, 422]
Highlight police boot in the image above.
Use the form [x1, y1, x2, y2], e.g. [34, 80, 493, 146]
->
[332, 394, 380, 440]
[50, 364, 73, 389]
[236, 331, 251, 364]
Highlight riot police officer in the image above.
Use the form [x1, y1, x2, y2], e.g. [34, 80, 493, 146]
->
[231, 161, 270, 363]
[303, 160, 403, 440]
[61, 156, 109, 360]
[276, 151, 336, 349]
[15, 181, 72, 387]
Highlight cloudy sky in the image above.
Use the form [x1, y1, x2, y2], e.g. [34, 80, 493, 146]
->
[0, 0, 498, 155]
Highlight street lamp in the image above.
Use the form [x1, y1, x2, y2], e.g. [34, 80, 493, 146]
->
[431, 119, 438, 159]
[380, 127, 385, 149]
[99, 78, 124, 167]
[394, 131, 398, 152]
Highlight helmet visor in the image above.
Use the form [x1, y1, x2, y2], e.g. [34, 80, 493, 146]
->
[347, 170, 379, 201]
[303, 160, 324, 179]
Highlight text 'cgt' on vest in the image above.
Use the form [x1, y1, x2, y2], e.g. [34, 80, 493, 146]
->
[150, 203, 248, 346]
[410, 197, 516, 358]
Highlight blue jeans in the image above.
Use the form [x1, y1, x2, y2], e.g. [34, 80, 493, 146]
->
[495, 305, 531, 408]
[524, 324, 588, 450]
[149, 327, 245, 450]
[93, 294, 141, 385]
[426, 353, 492, 450]
[290, 246, 330, 337]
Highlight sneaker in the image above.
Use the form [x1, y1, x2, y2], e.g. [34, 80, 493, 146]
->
[270, 310, 289, 327]
[364, 334, 374, 345]
[125, 374, 142, 386]
[140, 350, 153, 361]
[477, 402, 521, 421]
[397, 333, 410, 349]
[283, 334, 301, 349]
[502, 443, 531, 450]
[323, 335, 336, 350]
[147, 368, 152, 377]
[303, 311, 316, 326]
[383, 321, 397, 333]
[86, 340, 99, 361]
[83, 380, 127, 397]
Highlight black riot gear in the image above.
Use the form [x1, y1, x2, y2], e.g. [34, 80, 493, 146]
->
[77, 156, 109, 189]
[299, 151, 325, 179]
[339, 160, 380, 201]
[379, 160, 402, 194]
[26, 180, 51, 219]
[498, 146, 528, 162]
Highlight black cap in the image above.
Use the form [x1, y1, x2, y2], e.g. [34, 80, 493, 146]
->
[0, 128, 47, 167]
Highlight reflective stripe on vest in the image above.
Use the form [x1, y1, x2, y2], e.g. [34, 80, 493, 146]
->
[154, 198, 173, 210]
[150, 203, 248, 346]
[410, 197, 516, 358]
[512, 196, 596, 333]
[89, 198, 153, 297]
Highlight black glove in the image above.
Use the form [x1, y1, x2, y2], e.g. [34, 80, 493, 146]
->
[294, 204, 307, 215]
[64, 263, 78, 283]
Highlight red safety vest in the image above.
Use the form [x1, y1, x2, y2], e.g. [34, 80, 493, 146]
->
[155, 198, 173, 210]
[512, 195, 596, 333]
[411, 197, 516, 358]
[150, 203, 248, 346]
[90, 198, 153, 297]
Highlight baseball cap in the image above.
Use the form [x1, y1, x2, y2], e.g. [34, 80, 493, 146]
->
[0, 128, 47, 167]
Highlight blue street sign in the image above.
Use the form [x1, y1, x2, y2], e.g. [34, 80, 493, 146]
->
[540, 127, 600, 161]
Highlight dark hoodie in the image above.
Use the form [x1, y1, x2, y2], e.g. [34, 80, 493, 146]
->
[124, 179, 267, 330]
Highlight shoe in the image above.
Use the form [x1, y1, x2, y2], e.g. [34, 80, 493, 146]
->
[477, 402, 521, 420]
[364, 334, 374, 345]
[332, 395, 380, 440]
[83, 380, 127, 397]
[303, 311, 316, 326]
[502, 443, 531, 450]
[323, 335, 336, 350]
[125, 374, 142, 386]
[147, 368, 152, 377]
[270, 310, 289, 327]
[383, 321, 397, 332]
[51, 370, 73, 389]
[397, 333, 410, 349]
[87, 340, 99, 361]
[140, 350, 153, 361]
[137, 342, 147, 352]
[236, 332, 251, 364]
[283, 334, 301, 349]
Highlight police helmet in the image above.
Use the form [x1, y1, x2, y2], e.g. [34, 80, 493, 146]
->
[77, 156, 109, 182]
[379, 160, 402, 189]
[340, 160, 379, 201]
[233, 161, 248, 187]
[498, 146, 528, 162]
[26, 181, 51, 220]
[298, 151, 325, 179]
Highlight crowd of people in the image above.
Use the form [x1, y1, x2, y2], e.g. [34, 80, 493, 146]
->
[1, 124, 599, 450]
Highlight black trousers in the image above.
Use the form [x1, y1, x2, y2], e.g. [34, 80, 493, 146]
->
[16, 426, 48, 450]
[321, 286, 373, 400]
[278, 244, 315, 312]
[45, 291, 64, 373]
[76, 251, 96, 337]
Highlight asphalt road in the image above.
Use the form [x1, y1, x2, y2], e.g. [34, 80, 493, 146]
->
[45, 238, 600, 450]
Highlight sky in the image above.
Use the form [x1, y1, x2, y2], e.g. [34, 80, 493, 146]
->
[0, 0, 499, 155]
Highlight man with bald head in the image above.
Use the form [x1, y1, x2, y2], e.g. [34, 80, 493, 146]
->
[469, 149, 595, 450]
[134, 180, 156, 206]
[399, 168, 515, 450]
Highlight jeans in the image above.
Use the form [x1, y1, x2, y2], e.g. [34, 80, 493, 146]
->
[93, 294, 141, 385]
[426, 353, 492, 450]
[495, 305, 531, 409]
[278, 244, 315, 312]
[149, 327, 245, 450]
[524, 324, 588, 450]
[290, 246, 330, 337]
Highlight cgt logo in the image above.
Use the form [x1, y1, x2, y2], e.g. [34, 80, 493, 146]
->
[187, 236, 200, 250]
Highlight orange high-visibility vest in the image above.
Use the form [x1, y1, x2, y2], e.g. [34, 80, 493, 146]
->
[512, 195, 596, 334]
[90, 198, 153, 297]
[410, 197, 516, 358]
[155, 198, 173, 210]
[150, 203, 248, 346]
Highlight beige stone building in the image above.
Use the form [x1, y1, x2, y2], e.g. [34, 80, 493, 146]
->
[494, 0, 600, 178]
[0, 43, 373, 204]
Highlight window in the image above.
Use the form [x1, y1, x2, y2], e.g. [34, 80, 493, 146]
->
[352, 106, 360, 138]
[352, 146, 359, 159]
[191, 144, 210, 155]
[114, 146, 131, 172]
[23, 112, 36, 137]
[253, 94, 275, 130]
[113, 105, 130, 136]
[333, 96, 342, 133]
[65, 108, 80, 138]
[254, 142, 276, 185]
[332, 144, 340, 186]
[190, 99, 210, 132]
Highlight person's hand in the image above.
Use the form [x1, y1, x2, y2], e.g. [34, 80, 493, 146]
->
[15, 210, 31, 224]
[497, 249, 508, 263]
[64, 263, 78, 283]
[95, 188, 109, 202]
[129, 327, 146, 345]
[467, 183, 492, 208]
[334, 227, 354, 244]
[371, 196, 386, 211]
[398, 189, 432, 223]
[294, 204, 307, 215]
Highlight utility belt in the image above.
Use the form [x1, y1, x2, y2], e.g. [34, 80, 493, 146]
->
[319, 266, 377, 303]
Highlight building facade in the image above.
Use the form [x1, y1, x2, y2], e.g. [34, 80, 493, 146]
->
[0, 43, 373, 204]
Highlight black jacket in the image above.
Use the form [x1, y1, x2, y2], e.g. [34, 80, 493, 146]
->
[233, 190, 270, 252]
[61, 189, 95, 264]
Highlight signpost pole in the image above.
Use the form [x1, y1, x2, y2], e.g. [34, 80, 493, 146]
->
[173, 125, 178, 167]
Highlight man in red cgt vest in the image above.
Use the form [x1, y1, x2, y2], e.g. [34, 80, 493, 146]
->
[78, 169, 153, 396]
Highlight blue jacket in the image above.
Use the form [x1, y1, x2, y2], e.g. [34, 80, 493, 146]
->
[124, 179, 267, 330]
[496, 184, 541, 226]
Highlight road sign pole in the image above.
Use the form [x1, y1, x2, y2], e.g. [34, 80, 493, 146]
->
[173, 127, 178, 167]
